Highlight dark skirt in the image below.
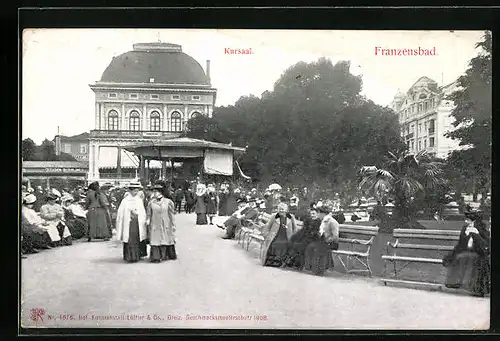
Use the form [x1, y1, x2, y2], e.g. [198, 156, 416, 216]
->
[22, 228, 52, 251]
[150, 245, 177, 262]
[264, 227, 289, 267]
[123, 217, 147, 262]
[287, 232, 320, 269]
[87, 207, 111, 239]
[196, 213, 208, 225]
[56, 222, 72, 246]
[445, 251, 490, 296]
[304, 239, 336, 275]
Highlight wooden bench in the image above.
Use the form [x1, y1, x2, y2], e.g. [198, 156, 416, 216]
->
[332, 224, 379, 277]
[381, 228, 461, 288]
[235, 212, 268, 244]
[244, 213, 273, 252]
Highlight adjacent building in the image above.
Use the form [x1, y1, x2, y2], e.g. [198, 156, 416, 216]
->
[391, 76, 462, 159]
[88, 42, 216, 184]
[54, 132, 90, 161]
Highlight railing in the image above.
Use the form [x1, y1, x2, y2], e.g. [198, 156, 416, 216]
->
[90, 130, 182, 139]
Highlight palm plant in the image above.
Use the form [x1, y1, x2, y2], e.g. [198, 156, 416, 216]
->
[359, 150, 445, 228]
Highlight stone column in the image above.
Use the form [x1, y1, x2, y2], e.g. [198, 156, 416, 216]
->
[121, 103, 126, 130]
[184, 105, 189, 130]
[116, 145, 122, 180]
[146, 159, 150, 183]
[162, 160, 166, 180]
[95, 103, 99, 129]
[163, 104, 168, 131]
[142, 104, 147, 130]
[139, 155, 145, 180]
[94, 143, 100, 180]
[88, 142, 95, 179]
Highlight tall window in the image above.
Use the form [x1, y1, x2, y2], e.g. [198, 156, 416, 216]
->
[150, 111, 161, 131]
[130, 111, 140, 131]
[171, 112, 182, 132]
[429, 119, 435, 133]
[429, 137, 435, 147]
[191, 112, 202, 119]
[108, 110, 119, 130]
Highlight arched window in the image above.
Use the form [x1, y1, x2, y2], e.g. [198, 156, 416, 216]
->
[171, 112, 182, 132]
[191, 111, 202, 119]
[108, 110, 119, 130]
[150, 111, 161, 131]
[129, 110, 140, 131]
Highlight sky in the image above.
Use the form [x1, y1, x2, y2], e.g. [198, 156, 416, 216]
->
[22, 29, 486, 144]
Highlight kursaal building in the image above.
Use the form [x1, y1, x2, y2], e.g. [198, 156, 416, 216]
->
[87, 42, 243, 185]
[391, 76, 463, 159]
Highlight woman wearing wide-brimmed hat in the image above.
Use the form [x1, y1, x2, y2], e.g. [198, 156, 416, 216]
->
[194, 183, 209, 225]
[39, 189, 72, 246]
[84, 181, 112, 242]
[116, 181, 148, 262]
[146, 183, 177, 263]
[443, 209, 490, 296]
[21, 194, 54, 252]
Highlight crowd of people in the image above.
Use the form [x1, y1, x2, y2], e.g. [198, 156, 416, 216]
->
[21, 178, 490, 297]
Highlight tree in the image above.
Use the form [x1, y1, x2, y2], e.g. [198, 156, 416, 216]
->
[359, 150, 446, 230]
[446, 31, 491, 200]
[22, 138, 38, 160]
[186, 58, 404, 191]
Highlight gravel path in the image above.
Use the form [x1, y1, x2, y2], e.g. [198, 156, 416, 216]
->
[21, 214, 489, 330]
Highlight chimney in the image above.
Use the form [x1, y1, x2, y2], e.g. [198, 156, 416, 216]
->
[206, 60, 211, 84]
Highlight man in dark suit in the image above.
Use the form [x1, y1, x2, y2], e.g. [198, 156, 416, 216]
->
[174, 187, 184, 214]
[219, 198, 260, 239]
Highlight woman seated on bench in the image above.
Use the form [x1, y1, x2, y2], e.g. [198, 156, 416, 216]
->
[260, 203, 297, 268]
[443, 209, 490, 297]
[286, 206, 321, 269]
[304, 205, 340, 276]
[21, 194, 53, 253]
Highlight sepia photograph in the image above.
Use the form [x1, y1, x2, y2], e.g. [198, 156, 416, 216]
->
[20, 28, 491, 330]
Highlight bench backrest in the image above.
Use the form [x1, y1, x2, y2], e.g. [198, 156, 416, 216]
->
[393, 229, 460, 241]
[390, 229, 461, 255]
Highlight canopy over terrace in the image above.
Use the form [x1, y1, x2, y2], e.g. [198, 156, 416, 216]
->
[123, 137, 246, 183]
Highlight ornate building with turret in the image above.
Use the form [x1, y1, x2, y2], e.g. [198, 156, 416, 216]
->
[87, 42, 216, 184]
[391, 76, 462, 159]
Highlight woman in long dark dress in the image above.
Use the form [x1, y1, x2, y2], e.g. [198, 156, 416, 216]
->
[260, 203, 297, 267]
[206, 184, 219, 225]
[195, 183, 209, 225]
[116, 182, 148, 263]
[287, 207, 322, 269]
[443, 209, 490, 297]
[84, 181, 112, 241]
[304, 206, 340, 276]
[218, 184, 229, 216]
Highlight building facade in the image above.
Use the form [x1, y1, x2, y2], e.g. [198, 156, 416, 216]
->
[23, 161, 89, 189]
[391, 76, 461, 159]
[54, 132, 90, 161]
[88, 42, 216, 184]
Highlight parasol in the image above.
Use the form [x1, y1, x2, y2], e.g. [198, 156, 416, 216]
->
[268, 183, 282, 191]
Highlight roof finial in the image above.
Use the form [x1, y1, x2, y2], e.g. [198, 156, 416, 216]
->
[157, 32, 161, 43]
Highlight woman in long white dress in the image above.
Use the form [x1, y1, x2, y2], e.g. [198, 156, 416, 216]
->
[115, 182, 148, 263]
[146, 184, 177, 263]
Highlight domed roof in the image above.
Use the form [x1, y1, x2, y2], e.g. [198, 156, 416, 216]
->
[100, 43, 210, 85]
